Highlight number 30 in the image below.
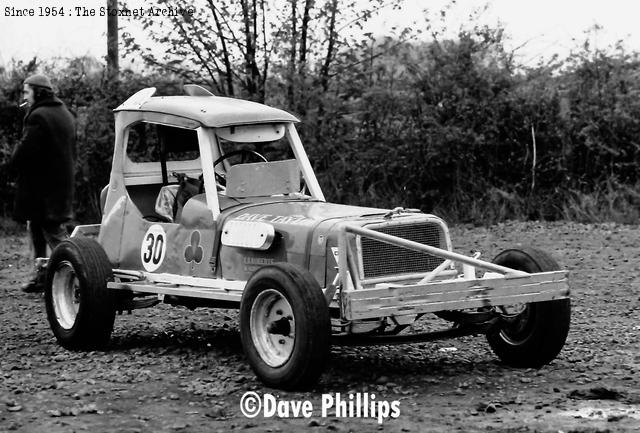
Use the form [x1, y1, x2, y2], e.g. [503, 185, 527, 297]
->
[140, 225, 167, 271]
[143, 232, 164, 264]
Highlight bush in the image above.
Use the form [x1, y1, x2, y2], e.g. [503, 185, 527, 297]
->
[2, 35, 640, 226]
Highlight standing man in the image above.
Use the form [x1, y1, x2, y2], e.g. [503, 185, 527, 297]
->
[9, 74, 76, 293]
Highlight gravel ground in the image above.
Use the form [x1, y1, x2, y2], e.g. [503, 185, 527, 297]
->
[1, 221, 639, 432]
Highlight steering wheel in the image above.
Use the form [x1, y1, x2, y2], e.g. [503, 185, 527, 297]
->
[213, 149, 267, 186]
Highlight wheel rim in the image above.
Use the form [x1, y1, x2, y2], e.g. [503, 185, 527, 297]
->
[250, 288, 295, 368]
[51, 260, 80, 330]
[498, 304, 534, 345]
[495, 259, 535, 346]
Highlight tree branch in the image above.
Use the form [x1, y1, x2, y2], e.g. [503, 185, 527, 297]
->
[208, 0, 235, 95]
[320, 0, 338, 91]
[172, 16, 221, 91]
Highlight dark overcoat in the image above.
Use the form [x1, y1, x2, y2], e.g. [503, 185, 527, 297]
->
[10, 96, 76, 223]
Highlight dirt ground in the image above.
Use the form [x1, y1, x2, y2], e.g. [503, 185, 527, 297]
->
[1, 221, 639, 432]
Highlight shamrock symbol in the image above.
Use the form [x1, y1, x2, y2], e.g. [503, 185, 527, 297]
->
[184, 231, 204, 264]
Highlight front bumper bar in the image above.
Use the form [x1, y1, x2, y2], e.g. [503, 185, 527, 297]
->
[342, 270, 569, 320]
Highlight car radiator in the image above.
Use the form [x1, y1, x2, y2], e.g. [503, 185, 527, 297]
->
[359, 221, 447, 279]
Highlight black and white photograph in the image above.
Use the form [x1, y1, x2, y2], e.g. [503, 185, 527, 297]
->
[1, 0, 639, 431]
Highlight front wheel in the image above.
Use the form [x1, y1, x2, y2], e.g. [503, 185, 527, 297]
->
[486, 247, 570, 367]
[44, 237, 116, 350]
[239, 263, 330, 390]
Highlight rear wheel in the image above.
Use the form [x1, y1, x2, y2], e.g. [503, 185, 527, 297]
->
[45, 237, 116, 350]
[239, 263, 330, 390]
[486, 247, 570, 367]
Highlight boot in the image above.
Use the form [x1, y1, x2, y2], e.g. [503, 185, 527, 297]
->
[21, 276, 44, 293]
[21, 259, 47, 293]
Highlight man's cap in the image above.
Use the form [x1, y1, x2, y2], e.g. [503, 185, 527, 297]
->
[24, 74, 53, 91]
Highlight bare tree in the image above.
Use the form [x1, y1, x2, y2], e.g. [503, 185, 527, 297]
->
[319, 0, 338, 92]
[106, 0, 119, 81]
[120, 0, 409, 103]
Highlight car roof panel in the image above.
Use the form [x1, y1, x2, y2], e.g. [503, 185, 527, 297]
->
[115, 95, 299, 128]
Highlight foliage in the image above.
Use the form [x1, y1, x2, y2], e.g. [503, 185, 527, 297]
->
[301, 21, 640, 224]
[3, 6, 640, 225]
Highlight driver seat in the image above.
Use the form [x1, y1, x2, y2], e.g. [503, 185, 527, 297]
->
[154, 174, 204, 223]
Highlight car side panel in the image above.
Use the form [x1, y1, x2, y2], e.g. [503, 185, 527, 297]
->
[102, 192, 217, 277]
[218, 221, 305, 281]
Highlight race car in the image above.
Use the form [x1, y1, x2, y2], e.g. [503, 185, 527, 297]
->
[44, 85, 571, 390]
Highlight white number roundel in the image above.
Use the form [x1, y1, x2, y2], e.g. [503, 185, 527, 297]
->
[140, 224, 167, 272]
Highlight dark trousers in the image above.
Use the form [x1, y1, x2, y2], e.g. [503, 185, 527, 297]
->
[28, 220, 68, 259]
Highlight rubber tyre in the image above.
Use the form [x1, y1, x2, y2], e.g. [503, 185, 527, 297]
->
[486, 247, 570, 367]
[45, 237, 116, 350]
[239, 263, 330, 390]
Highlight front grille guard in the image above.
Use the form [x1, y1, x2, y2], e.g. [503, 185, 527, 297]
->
[329, 222, 569, 321]
[357, 218, 451, 280]
[337, 223, 529, 292]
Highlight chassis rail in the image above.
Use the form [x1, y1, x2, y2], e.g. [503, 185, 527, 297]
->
[332, 319, 498, 346]
[108, 271, 245, 303]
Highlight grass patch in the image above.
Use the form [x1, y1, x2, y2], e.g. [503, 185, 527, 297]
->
[560, 181, 640, 224]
